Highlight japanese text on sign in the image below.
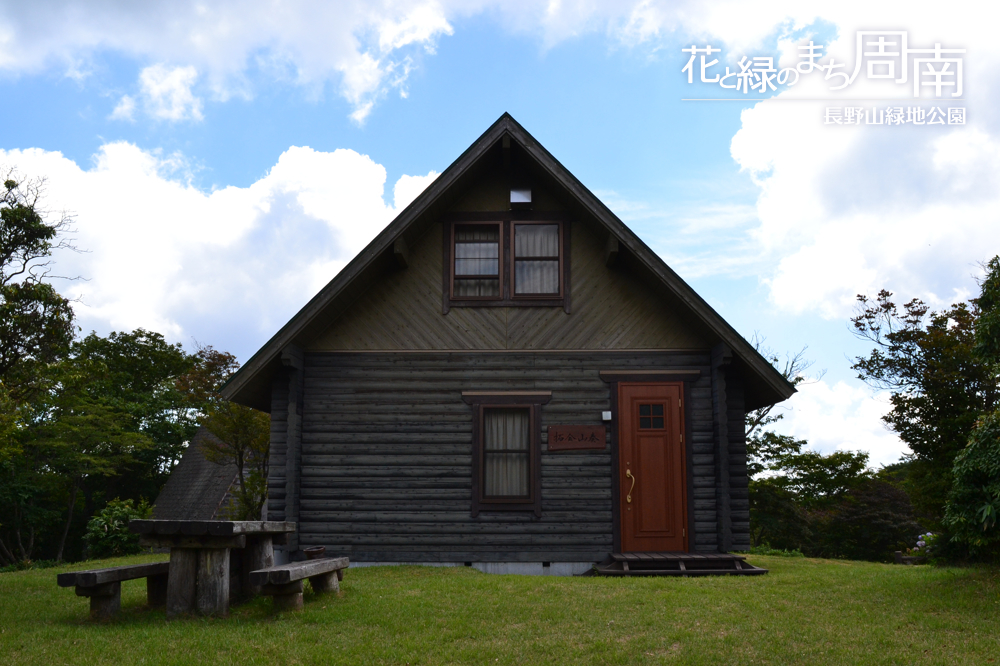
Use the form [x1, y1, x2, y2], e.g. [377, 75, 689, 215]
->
[824, 106, 965, 125]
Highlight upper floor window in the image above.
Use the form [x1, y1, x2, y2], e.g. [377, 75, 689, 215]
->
[444, 216, 569, 312]
[513, 223, 560, 296]
[454, 223, 501, 299]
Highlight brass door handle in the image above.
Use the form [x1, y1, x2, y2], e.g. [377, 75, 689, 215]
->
[626, 469, 635, 503]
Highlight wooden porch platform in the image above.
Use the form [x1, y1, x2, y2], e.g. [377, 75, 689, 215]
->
[593, 552, 768, 577]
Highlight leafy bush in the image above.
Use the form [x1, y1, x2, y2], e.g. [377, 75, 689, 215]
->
[943, 410, 1000, 556]
[82, 498, 151, 559]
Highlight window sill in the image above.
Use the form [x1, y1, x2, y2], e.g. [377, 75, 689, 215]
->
[448, 299, 567, 309]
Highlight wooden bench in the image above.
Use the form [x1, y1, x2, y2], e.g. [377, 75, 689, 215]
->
[249, 557, 349, 611]
[57, 562, 170, 619]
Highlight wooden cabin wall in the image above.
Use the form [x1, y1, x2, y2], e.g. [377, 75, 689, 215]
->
[727, 377, 751, 551]
[266, 361, 305, 550]
[268, 158, 756, 558]
[309, 218, 710, 352]
[267, 377, 289, 521]
[290, 350, 719, 562]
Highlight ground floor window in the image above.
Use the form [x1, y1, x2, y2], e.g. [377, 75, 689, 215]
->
[483, 407, 531, 498]
[463, 391, 550, 517]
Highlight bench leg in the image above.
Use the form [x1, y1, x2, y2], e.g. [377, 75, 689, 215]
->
[167, 549, 197, 618]
[77, 582, 121, 620]
[309, 571, 340, 594]
[263, 581, 304, 611]
[336, 569, 344, 582]
[147, 573, 168, 608]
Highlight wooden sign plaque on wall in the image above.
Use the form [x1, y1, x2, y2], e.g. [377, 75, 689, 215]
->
[547, 425, 607, 451]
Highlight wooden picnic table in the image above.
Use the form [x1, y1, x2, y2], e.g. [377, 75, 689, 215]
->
[129, 520, 296, 617]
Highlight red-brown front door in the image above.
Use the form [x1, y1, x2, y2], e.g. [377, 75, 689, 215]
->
[618, 382, 688, 552]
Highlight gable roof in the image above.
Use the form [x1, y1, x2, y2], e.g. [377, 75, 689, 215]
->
[153, 427, 238, 520]
[222, 113, 795, 411]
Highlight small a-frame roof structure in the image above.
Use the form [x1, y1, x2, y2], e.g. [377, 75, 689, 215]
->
[223, 113, 795, 411]
[153, 428, 237, 520]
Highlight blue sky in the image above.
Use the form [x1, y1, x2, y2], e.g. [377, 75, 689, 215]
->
[1, 1, 994, 466]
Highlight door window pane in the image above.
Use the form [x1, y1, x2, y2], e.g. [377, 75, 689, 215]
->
[639, 403, 665, 429]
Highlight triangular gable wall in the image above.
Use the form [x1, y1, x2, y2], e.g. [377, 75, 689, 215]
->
[223, 114, 794, 410]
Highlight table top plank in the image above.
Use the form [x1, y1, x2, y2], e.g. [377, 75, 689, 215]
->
[130, 520, 296, 537]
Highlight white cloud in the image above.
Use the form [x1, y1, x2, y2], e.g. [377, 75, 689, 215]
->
[393, 171, 439, 210]
[773, 380, 905, 467]
[716, 7, 1000, 319]
[0, 0, 456, 122]
[138, 64, 203, 122]
[109, 94, 136, 122]
[0, 143, 436, 356]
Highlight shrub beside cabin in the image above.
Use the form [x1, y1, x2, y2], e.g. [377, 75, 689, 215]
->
[222, 114, 795, 574]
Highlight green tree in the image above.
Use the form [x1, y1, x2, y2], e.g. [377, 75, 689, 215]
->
[768, 449, 872, 509]
[200, 401, 271, 520]
[0, 172, 76, 563]
[2, 329, 202, 563]
[0, 174, 75, 460]
[942, 256, 1000, 556]
[942, 411, 1000, 553]
[749, 447, 871, 550]
[0, 448, 61, 565]
[740, 340, 913, 559]
[181, 346, 271, 520]
[817, 477, 922, 561]
[30, 353, 152, 561]
[748, 476, 812, 549]
[745, 345, 813, 479]
[851, 290, 997, 524]
[69, 330, 200, 504]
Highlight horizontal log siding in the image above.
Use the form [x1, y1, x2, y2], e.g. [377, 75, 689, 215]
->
[296, 351, 714, 562]
[689, 383, 718, 552]
[267, 377, 289, 521]
[727, 377, 751, 551]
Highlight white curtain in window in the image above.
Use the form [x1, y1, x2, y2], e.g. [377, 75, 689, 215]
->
[514, 225, 558, 257]
[483, 408, 530, 497]
[455, 242, 498, 275]
[455, 278, 499, 297]
[514, 225, 559, 294]
[515, 261, 559, 294]
[455, 225, 500, 297]
[455, 226, 500, 276]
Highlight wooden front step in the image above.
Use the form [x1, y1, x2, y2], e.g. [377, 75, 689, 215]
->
[594, 552, 767, 577]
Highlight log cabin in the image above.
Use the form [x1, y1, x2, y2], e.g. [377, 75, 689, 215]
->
[222, 113, 795, 575]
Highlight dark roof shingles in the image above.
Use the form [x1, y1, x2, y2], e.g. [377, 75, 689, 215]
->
[152, 427, 238, 520]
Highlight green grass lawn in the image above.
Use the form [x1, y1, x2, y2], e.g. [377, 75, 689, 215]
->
[2, 554, 998, 665]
